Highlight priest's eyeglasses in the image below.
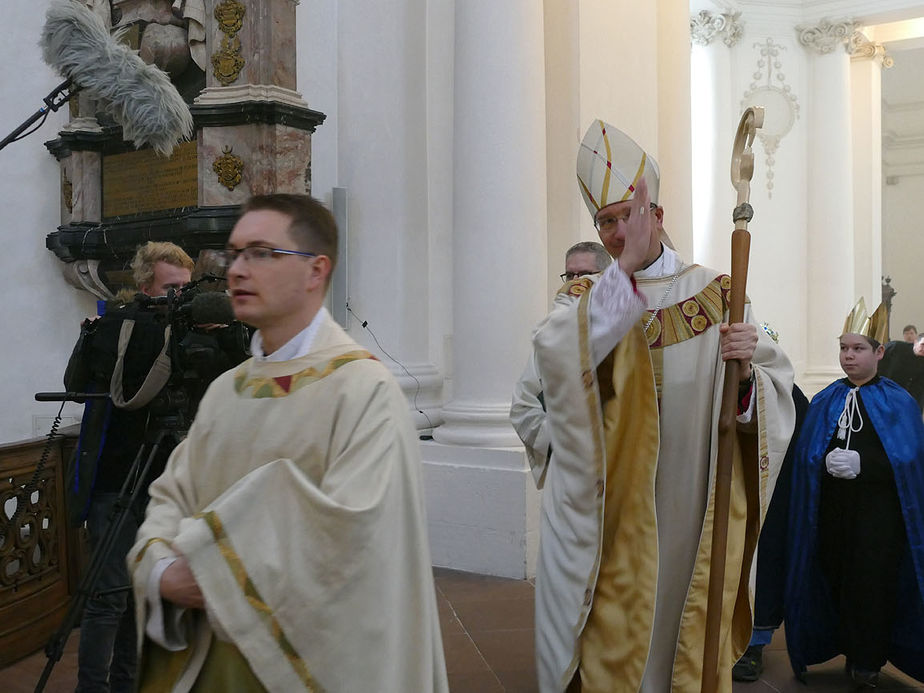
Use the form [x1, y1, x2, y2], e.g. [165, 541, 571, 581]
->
[217, 246, 317, 267]
[560, 270, 597, 282]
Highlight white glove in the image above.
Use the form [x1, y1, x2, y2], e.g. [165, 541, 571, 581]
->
[825, 448, 860, 479]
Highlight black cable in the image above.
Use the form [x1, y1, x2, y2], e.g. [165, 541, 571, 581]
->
[0, 402, 66, 548]
[9, 110, 51, 144]
[345, 302, 435, 431]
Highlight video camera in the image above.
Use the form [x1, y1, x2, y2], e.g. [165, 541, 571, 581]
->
[63, 275, 251, 432]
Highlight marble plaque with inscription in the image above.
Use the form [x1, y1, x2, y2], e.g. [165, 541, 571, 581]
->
[102, 141, 198, 218]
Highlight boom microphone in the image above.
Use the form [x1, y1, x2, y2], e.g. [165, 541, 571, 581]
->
[40, 0, 193, 157]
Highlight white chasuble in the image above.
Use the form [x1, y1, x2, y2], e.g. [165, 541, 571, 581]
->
[129, 313, 448, 693]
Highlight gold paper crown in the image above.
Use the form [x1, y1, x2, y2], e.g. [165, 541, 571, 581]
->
[842, 297, 889, 344]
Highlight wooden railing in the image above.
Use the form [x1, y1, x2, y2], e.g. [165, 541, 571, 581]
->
[0, 426, 81, 668]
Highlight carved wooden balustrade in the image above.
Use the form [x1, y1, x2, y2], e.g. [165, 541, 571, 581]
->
[0, 427, 80, 668]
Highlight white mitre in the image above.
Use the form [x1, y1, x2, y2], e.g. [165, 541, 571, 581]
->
[576, 120, 661, 216]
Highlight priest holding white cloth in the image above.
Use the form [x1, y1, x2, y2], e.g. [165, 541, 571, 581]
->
[512, 122, 795, 692]
[129, 194, 448, 693]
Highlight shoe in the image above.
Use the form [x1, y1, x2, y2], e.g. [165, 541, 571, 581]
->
[850, 667, 879, 688]
[731, 645, 764, 682]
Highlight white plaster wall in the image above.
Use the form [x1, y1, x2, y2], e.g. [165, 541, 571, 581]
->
[692, 3, 811, 382]
[296, 0, 338, 207]
[658, 0, 694, 258]
[543, 0, 692, 299]
[851, 57, 884, 310]
[298, 0, 450, 420]
[882, 44, 924, 335]
[423, 1, 455, 397]
[0, 2, 96, 444]
[733, 22, 811, 384]
[883, 176, 924, 332]
[543, 2, 583, 301]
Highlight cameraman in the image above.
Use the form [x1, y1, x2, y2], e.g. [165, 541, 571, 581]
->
[65, 241, 193, 693]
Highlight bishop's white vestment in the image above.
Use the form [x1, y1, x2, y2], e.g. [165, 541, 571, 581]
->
[513, 250, 795, 692]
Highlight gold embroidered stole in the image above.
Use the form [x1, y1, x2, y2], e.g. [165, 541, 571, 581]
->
[578, 322, 660, 692]
[579, 271, 757, 692]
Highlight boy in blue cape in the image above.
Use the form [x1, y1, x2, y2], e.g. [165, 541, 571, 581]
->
[784, 298, 924, 687]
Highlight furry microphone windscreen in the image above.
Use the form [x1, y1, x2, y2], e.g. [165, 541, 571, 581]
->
[40, 0, 194, 157]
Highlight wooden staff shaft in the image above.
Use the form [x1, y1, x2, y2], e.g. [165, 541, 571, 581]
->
[701, 230, 750, 692]
[701, 106, 762, 692]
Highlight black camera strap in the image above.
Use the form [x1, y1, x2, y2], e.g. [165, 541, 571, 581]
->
[109, 320, 172, 410]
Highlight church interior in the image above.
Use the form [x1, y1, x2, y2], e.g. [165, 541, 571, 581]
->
[3, 0, 924, 690]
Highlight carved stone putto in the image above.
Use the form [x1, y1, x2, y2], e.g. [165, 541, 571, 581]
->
[691, 10, 743, 48]
[848, 31, 894, 68]
[796, 18, 858, 55]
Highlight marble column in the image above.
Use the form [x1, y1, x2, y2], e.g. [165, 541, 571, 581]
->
[690, 10, 743, 271]
[798, 18, 857, 394]
[433, 0, 548, 448]
[424, 0, 547, 578]
[334, 0, 443, 428]
[850, 32, 891, 316]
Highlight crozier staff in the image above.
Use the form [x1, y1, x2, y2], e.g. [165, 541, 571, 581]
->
[702, 105, 764, 692]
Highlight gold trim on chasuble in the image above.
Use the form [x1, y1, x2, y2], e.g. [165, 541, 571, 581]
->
[642, 273, 732, 348]
[195, 510, 324, 692]
[755, 373, 772, 502]
[642, 273, 742, 399]
[581, 320, 661, 692]
[560, 287, 608, 690]
[558, 276, 595, 298]
[133, 537, 172, 564]
[233, 350, 377, 398]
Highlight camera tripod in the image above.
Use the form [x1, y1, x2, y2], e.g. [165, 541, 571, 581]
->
[34, 419, 184, 693]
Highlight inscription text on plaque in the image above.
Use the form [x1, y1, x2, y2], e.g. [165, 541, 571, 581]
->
[103, 141, 198, 218]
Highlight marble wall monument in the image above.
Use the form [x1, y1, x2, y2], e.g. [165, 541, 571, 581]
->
[45, 0, 325, 296]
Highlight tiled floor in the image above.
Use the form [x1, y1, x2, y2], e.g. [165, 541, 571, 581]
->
[434, 568, 922, 693]
[2, 568, 922, 692]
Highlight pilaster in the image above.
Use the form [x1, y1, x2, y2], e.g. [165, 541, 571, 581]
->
[850, 30, 890, 310]
[424, 0, 548, 578]
[691, 10, 743, 271]
[798, 17, 857, 394]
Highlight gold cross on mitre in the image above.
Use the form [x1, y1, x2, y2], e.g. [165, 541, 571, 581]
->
[842, 297, 889, 344]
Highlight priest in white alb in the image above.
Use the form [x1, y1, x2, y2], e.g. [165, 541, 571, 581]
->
[511, 122, 795, 692]
[129, 194, 448, 693]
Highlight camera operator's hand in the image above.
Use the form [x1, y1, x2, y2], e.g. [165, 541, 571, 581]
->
[160, 553, 205, 609]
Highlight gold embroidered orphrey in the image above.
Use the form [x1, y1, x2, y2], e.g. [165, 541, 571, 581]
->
[213, 146, 244, 191]
[212, 0, 246, 86]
